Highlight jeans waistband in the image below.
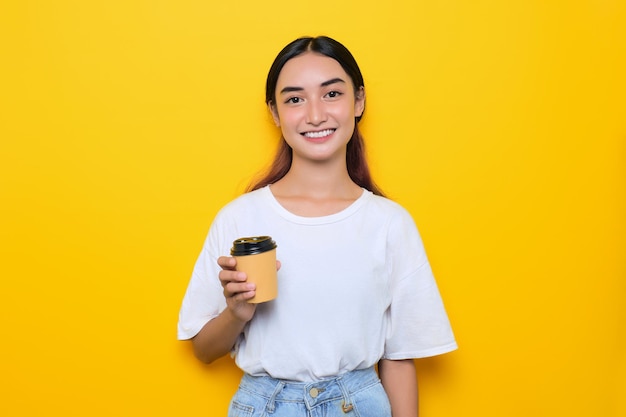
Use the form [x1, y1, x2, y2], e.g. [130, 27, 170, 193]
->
[239, 367, 379, 409]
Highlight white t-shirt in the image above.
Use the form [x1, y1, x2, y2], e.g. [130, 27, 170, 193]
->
[178, 186, 457, 381]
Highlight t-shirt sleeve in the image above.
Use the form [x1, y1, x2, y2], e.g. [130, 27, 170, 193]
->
[383, 208, 457, 359]
[177, 222, 228, 340]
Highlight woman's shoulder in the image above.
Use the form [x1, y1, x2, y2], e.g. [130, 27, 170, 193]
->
[216, 187, 269, 217]
[361, 192, 422, 231]
[365, 192, 412, 216]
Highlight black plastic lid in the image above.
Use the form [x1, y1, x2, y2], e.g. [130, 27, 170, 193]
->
[230, 236, 277, 256]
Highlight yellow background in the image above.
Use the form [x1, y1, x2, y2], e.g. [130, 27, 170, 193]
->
[1, 1, 624, 416]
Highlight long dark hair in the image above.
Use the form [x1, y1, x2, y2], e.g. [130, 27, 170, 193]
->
[247, 36, 385, 196]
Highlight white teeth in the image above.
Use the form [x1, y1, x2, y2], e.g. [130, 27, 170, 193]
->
[304, 129, 334, 138]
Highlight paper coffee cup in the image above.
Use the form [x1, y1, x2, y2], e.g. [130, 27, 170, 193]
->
[231, 236, 278, 303]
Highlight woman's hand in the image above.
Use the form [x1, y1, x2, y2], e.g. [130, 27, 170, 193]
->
[218, 256, 257, 323]
[192, 257, 281, 363]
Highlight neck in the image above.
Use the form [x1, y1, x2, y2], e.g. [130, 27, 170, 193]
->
[269, 157, 363, 217]
[273, 156, 359, 199]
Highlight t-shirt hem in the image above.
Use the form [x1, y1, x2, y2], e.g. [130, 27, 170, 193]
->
[177, 318, 213, 341]
[382, 342, 458, 360]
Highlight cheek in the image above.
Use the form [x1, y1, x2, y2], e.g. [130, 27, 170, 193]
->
[333, 101, 357, 119]
[274, 105, 290, 120]
[276, 111, 298, 136]
[335, 106, 357, 128]
[277, 109, 303, 130]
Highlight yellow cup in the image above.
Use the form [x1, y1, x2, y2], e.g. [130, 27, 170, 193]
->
[231, 236, 278, 303]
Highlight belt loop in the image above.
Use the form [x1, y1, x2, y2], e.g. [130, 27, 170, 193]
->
[266, 380, 285, 414]
[336, 375, 355, 413]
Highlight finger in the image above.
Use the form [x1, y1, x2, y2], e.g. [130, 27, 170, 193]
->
[235, 288, 257, 302]
[276, 260, 282, 271]
[224, 282, 255, 298]
[217, 256, 237, 270]
[219, 270, 247, 286]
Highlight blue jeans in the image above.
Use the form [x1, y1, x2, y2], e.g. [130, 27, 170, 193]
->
[228, 367, 392, 417]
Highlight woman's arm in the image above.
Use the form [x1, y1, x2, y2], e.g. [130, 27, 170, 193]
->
[378, 359, 419, 417]
[191, 306, 250, 363]
[191, 256, 257, 363]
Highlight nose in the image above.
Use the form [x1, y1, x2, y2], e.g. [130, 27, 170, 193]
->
[305, 100, 326, 125]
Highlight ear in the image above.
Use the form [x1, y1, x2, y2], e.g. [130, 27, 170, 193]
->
[354, 87, 365, 118]
[268, 101, 280, 127]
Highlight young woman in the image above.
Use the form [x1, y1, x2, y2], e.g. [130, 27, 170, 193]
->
[178, 36, 457, 417]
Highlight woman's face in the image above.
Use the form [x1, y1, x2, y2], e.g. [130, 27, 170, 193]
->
[270, 52, 365, 164]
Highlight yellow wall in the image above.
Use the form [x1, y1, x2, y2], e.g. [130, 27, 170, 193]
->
[1, 1, 624, 416]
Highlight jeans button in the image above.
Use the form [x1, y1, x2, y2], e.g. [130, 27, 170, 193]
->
[309, 387, 319, 398]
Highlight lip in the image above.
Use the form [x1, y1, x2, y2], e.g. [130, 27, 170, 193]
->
[301, 128, 336, 142]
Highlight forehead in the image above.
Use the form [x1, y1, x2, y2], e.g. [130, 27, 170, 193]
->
[276, 52, 351, 89]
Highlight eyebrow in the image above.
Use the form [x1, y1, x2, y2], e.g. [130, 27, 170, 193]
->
[279, 77, 346, 95]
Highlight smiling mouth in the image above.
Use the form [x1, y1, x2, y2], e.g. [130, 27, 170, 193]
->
[302, 129, 335, 139]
